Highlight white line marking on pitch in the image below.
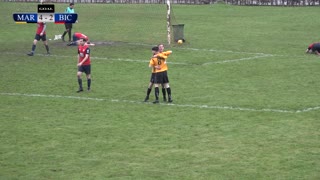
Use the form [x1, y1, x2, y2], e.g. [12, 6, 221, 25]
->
[3, 52, 273, 65]
[180, 47, 271, 55]
[1, 92, 318, 113]
[126, 42, 273, 56]
[202, 54, 273, 65]
[124, 43, 311, 58]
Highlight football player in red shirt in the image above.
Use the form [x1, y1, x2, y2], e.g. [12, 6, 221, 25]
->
[76, 38, 92, 92]
[306, 42, 320, 55]
[27, 22, 50, 56]
[67, 32, 95, 46]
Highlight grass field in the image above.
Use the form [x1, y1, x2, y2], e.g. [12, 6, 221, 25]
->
[0, 2, 320, 179]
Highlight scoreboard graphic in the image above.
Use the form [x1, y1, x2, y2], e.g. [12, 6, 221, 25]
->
[13, 4, 77, 24]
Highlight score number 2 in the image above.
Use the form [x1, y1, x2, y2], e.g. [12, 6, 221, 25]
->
[38, 13, 54, 23]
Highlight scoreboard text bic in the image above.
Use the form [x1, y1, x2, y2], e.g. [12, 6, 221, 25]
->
[54, 13, 78, 23]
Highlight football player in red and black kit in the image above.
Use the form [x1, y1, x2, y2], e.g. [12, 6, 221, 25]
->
[76, 38, 92, 93]
[27, 22, 50, 56]
[67, 32, 95, 46]
[306, 42, 320, 56]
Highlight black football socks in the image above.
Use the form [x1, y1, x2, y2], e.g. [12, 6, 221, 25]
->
[87, 79, 91, 90]
[45, 45, 49, 54]
[68, 31, 71, 42]
[167, 87, 172, 102]
[162, 88, 166, 101]
[77, 78, 83, 92]
[62, 31, 67, 41]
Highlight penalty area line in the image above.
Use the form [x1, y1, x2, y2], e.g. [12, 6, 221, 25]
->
[3, 52, 188, 65]
[3, 52, 274, 65]
[1, 92, 318, 113]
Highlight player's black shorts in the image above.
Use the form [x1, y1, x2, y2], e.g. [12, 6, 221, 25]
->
[154, 71, 169, 84]
[149, 73, 156, 83]
[65, 23, 73, 30]
[35, 34, 46, 41]
[78, 65, 91, 75]
[72, 34, 79, 42]
[312, 44, 320, 53]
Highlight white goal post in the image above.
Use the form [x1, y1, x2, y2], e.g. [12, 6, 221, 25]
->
[167, 0, 171, 45]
